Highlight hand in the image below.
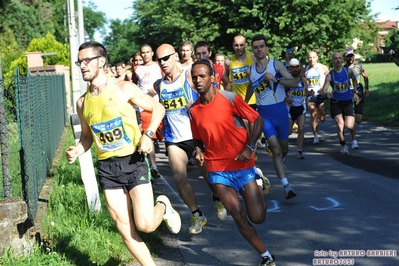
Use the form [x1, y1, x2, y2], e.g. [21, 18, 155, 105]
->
[138, 135, 153, 155]
[264, 73, 277, 83]
[326, 92, 333, 98]
[353, 94, 361, 105]
[65, 146, 79, 164]
[365, 89, 370, 97]
[309, 90, 315, 97]
[285, 97, 293, 105]
[195, 150, 205, 166]
[235, 146, 253, 163]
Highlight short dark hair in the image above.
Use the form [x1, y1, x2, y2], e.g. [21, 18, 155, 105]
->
[251, 34, 268, 46]
[140, 44, 152, 52]
[78, 41, 107, 59]
[194, 41, 211, 53]
[191, 59, 214, 76]
[179, 40, 193, 51]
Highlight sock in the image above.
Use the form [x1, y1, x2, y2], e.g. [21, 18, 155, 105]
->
[282, 156, 286, 163]
[192, 209, 203, 216]
[297, 149, 302, 152]
[212, 194, 221, 202]
[340, 140, 346, 146]
[281, 177, 289, 187]
[151, 164, 158, 170]
[260, 250, 273, 260]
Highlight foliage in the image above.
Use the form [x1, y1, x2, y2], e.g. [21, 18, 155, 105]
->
[0, 0, 56, 49]
[103, 19, 142, 64]
[83, 1, 108, 41]
[384, 29, 399, 52]
[119, 0, 375, 64]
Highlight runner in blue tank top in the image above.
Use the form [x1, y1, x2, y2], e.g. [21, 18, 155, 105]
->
[321, 52, 360, 155]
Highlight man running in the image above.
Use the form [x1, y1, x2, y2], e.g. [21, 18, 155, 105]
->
[344, 49, 370, 149]
[189, 59, 276, 266]
[321, 52, 360, 154]
[66, 41, 181, 266]
[302, 51, 329, 144]
[245, 34, 298, 199]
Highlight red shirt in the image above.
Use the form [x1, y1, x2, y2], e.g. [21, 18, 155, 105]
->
[189, 90, 259, 172]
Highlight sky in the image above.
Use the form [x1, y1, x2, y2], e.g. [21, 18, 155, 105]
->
[91, 0, 399, 41]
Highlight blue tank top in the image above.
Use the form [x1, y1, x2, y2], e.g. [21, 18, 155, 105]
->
[329, 67, 352, 101]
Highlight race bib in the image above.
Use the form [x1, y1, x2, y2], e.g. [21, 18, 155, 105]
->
[91, 117, 131, 152]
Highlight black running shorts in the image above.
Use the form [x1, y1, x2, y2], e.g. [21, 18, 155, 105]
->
[330, 99, 354, 119]
[97, 152, 151, 192]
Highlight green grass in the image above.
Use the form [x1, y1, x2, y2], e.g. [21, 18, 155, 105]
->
[361, 62, 399, 127]
[0, 130, 165, 266]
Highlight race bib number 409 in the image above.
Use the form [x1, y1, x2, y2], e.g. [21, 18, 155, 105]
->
[91, 117, 131, 152]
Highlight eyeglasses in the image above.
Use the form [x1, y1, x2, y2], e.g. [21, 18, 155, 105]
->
[75, 56, 101, 67]
[156, 53, 175, 63]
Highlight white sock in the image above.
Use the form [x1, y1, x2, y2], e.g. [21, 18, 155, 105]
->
[260, 250, 272, 260]
[281, 177, 289, 187]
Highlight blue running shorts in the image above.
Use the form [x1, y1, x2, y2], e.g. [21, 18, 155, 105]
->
[208, 167, 256, 192]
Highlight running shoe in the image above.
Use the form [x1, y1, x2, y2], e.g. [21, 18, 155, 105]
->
[156, 195, 181, 234]
[189, 213, 207, 234]
[213, 200, 227, 221]
[150, 165, 161, 179]
[257, 139, 266, 148]
[313, 135, 320, 144]
[296, 150, 305, 159]
[255, 167, 271, 195]
[340, 145, 349, 154]
[292, 122, 298, 132]
[284, 185, 297, 199]
[259, 255, 276, 266]
[351, 140, 359, 149]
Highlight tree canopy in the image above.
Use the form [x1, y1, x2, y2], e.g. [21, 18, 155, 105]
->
[100, 0, 376, 65]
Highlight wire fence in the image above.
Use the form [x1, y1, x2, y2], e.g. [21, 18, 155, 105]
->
[0, 67, 68, 223]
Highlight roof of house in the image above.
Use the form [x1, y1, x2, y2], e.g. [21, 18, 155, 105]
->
[376, 20, 399, 30]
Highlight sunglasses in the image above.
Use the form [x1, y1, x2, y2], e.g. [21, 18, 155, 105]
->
[75, 56, 101, 67]
[156, 53, 175, 63]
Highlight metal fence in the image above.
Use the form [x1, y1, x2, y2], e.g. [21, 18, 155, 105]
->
[0, 67, 68, 223]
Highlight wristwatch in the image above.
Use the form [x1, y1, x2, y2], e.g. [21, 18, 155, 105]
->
[144, 130, 155, 139]
[246, 143, 256, 152]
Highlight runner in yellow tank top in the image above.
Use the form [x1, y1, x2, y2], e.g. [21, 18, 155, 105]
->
[65, 41, 181, 266]
[225, 34, 256, 106]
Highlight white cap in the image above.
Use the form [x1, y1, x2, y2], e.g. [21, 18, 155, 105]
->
[289, 58, 300, 66]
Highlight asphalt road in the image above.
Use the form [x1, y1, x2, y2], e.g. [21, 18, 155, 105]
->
[149, 115, 399, 266]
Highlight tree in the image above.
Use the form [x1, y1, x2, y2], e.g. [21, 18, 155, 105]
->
[385, 29, 399, 52]
[0, 0, 57, 49]
[83, 1, 108, 41]
[111, 0, 375, 64]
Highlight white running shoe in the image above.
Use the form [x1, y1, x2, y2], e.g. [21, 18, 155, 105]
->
[156, 195, 181, 234]
[313, 135, 320, 144]
[189, 213, 207, 234]
[255, 167, 271, 195]
[340, 145, 349, 155]
[213, 201, 227, 221]
[351, 140, 359, 149]
[257, 139, 266, 148]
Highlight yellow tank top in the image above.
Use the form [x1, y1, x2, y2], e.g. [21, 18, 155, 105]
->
[230, 52, 256, 105]
[83, 78, 141, 160]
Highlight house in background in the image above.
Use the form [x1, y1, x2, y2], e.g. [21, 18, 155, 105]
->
[375, 20, 399, 54]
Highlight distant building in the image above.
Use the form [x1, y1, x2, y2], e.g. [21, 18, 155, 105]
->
[375, 20, 399, 54]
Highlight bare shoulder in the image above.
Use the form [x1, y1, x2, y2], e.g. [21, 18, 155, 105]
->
[114, 79, 143, 100]
[320, 63, 329, 73]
